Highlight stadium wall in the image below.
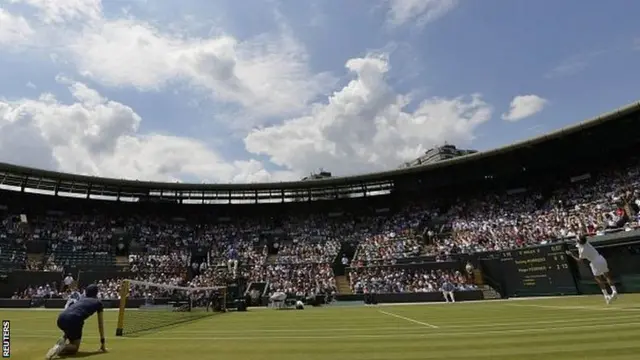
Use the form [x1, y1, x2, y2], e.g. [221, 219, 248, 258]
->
[0, 298, 168, 309]
[0, 271, 63, 298]
[335, 291, 485, 303]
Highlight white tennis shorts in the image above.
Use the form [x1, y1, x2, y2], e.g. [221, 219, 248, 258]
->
[270, 292, 287, 302]
[590, 256, 609, 277]
[442, 291, 454, 299]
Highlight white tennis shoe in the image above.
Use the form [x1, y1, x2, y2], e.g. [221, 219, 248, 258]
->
[45, 337, 66, 360]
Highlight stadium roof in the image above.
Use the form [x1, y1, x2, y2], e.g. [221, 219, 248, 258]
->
[0, 101, 639, 202]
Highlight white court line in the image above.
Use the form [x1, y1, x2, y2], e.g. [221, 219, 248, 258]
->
[377, 310, 439, 328]
[375, 295, 600, 307]
[506, 304, 640, 312]
[12, 321, 640, 341]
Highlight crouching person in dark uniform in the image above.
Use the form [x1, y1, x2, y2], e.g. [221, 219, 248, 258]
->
[46, 284, 107, 359]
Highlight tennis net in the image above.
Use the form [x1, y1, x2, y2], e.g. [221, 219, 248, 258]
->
[115, 279, 226, 336]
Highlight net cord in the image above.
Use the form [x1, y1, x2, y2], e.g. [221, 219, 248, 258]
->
[126, 279, 225, 292]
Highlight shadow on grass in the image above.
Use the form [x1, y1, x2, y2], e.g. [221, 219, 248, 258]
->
[60, 350, 105, 358]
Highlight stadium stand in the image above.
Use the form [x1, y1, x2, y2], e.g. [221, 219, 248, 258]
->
[0, 242, 26, 270]
[349, 267, 475, 294]
[49, 243, 115, 270]
[0, 102, 639, 306]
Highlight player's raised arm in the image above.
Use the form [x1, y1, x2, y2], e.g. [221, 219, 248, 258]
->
[565, 250, 580, 261]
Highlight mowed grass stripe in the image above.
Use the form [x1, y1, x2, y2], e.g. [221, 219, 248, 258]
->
[367, 346, 640, 360]
[128, 313, 640, 334]
[3, 301, 617, 321]
[335, 310, 632, 327]
[12, 329, 640, 360]
[10, 312, 639, 334]
[416, 343, 640, 360]
[12, 321, 640, 341]
[506, 303, 640, 312]
[14, 313, 633, 334]
[10, 308, 634, 332]
[8, 317, 632, 335]
[135, 332, 640, 351]
[141, 314, 640, 333]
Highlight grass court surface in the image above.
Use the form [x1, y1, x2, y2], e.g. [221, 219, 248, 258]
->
[8, 294, 640, 360]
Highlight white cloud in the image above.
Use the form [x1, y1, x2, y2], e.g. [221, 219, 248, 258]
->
[501, 95, 548, 122]
[8, 0, 102, 24]
[70, 21, 333, 120]
[0, 8, 34, 47]
[0, 1, 491, 182]
[244, 54, 492, 176]
[0, 77, 288, 183]
[385, 0, 458, 27]
[4, 0, 334, 122]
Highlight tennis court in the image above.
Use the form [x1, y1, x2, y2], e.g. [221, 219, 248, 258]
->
[9, 294, 640, 360]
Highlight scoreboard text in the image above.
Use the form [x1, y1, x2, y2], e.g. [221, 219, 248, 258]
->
[499, 244, 577, 297]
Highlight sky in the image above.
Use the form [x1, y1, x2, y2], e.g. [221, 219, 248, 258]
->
[0, 0, 639, 184]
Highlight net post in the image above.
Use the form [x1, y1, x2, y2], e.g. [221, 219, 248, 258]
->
[115, 279, 130, 336]
[223, 287, 227, 311]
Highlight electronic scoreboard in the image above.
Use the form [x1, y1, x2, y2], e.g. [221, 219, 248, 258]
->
[498, 243, 578, 296]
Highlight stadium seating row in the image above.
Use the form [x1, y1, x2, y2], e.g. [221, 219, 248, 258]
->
[1, 158, 639, 298]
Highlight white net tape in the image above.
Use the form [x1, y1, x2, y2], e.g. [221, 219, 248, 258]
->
[126, 279, 224, 292]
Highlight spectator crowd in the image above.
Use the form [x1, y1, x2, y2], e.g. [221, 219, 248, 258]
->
[349, 268, 475, 294]
[2, 159, 640, 299]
